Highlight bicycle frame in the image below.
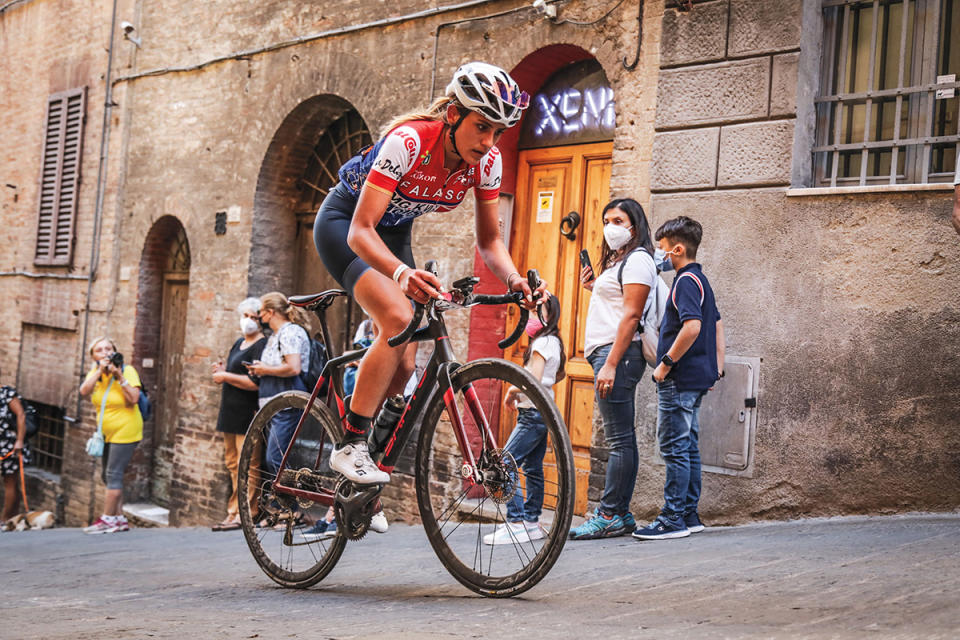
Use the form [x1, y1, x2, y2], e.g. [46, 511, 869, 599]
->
[270, 301, 499, 508]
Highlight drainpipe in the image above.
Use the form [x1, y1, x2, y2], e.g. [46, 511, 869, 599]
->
[76, 0, 119, 524]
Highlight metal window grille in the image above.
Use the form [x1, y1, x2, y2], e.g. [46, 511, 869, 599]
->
[35, 87, 86, 266]
[814, 0, 959, 186]
[28, 401, 65, 475]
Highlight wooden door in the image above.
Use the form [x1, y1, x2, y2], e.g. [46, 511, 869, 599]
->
[504, 142, 612, 516]
[151, 273, 188, 505]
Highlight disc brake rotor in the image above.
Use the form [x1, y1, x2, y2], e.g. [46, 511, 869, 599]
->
[480, 448, 518, 504]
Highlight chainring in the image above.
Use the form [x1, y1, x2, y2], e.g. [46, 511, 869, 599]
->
[480, 448, 519, 504]
[333, 478, 380, 541]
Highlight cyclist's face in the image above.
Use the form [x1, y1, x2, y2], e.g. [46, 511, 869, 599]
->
[453, 111, 507, 164]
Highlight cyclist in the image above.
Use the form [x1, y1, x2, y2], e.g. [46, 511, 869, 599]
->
[314, 62, 545, 485]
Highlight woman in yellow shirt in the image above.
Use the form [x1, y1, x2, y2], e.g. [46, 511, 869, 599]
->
[79, 337, 143, 534]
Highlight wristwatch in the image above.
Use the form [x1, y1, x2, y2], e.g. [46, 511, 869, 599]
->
[660, 354, 676, 368]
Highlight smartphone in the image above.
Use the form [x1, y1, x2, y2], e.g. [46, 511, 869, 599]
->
[241, 361, 253, 367]
[579, 249, 592, 270]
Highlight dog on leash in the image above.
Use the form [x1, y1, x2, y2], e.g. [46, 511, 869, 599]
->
[2, 510, 55, 532]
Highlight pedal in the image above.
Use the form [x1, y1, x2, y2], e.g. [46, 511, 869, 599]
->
[333, 478, 382, 541]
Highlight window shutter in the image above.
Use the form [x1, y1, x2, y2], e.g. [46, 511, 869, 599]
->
[35, 88, 85, 266]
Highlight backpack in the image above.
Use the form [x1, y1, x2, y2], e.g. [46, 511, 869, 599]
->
[618, 248, 669, 366]
[119, 366, 152, 421]
[23, 401, 39, 439]
[301, 338, 329, 394]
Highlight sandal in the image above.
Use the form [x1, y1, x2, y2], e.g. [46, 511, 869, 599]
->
[212, 518, 241, 532]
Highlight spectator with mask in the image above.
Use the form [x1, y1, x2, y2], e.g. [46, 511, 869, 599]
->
[211, 297, 267, 531]
[245, 292, 311, 475]
[570, 198, 658, 540]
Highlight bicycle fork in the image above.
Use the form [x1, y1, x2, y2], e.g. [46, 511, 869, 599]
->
[439, 363, 499, 486]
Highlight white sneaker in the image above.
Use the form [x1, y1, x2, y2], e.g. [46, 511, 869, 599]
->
[369, 509, 388, 534]
[483, 521, 545, 546]
[330, 441, 390, 485]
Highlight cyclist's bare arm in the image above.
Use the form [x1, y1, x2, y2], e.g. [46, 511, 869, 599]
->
[475, 197, 547, 308]
[348, 182, 443, 303]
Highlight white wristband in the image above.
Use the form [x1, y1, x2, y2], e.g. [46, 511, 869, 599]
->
[392, 264, 410, 283]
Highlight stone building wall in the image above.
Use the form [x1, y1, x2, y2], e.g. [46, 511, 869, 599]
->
[2, 0, 957, 528]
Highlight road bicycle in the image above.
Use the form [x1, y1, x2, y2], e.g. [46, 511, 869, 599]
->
[237, 262, 575, 597]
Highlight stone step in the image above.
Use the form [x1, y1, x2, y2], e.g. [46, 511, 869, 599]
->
[123, 502, 169, 528]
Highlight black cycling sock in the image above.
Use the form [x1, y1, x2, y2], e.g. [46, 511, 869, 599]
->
[342, 410, 372, 445]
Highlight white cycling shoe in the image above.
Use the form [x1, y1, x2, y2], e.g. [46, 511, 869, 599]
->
[330, 441, 391, 485]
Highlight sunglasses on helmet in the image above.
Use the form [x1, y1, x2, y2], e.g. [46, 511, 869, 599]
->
[492, 78, 530, 109]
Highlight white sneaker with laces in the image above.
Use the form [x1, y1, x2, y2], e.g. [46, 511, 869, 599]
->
[484, 521, 527, 546]
[330, 441, 390, 485]
[369, 509, 388, 534]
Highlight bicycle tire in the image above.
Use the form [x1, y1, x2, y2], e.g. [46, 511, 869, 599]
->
[238, 390, 347, 589]
[415, 358, 574, 597]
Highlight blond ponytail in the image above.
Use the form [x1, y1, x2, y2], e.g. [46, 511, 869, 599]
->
[260, 292, 310, 328]
[379, 96, 458, 139]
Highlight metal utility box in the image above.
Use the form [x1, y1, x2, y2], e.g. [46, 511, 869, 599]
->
[698, 356, 760, 477]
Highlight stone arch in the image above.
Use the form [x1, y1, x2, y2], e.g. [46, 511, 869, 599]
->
[250, 95, 372, 351]
[131, 214, 191, 505]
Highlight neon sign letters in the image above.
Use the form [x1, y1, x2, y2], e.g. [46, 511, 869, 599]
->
[532, 87, 615, 139]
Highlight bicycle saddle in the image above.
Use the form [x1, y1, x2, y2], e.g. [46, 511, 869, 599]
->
[288, 289, 348, 310]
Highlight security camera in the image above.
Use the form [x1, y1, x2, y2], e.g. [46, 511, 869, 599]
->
[532, 0, 557, 20]
[120, 21, 141, 47]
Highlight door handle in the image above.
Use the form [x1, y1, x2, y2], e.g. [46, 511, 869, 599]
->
[559, 211, 581, 240]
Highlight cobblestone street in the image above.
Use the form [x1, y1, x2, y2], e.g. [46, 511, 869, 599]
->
[2, 513, 958, 639]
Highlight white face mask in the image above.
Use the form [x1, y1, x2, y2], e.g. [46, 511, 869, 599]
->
[603, 224, 633, 251]
[240, 317, 259, 336]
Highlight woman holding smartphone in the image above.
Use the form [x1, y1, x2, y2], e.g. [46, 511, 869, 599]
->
[211, 297, 267, 531]
[570, 198, 658, 540]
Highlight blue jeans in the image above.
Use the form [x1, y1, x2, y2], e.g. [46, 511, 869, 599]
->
[587, 342, 646, 516]
[265, 408, 303, 475]
[504, 408, 547, 523]
[656, 379, 706, 522]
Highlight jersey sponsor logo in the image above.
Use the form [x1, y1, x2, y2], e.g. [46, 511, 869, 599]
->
[393, 127, 419, 163]
[374, 158, 404, 180]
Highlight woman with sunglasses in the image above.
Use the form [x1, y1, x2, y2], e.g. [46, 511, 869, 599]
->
[314, 62, 545, 485]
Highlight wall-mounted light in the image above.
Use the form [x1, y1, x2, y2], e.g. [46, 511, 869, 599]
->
[121, 21, 141, 47]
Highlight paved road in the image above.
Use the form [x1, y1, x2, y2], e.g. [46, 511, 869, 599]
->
[2, 513, 958, 639]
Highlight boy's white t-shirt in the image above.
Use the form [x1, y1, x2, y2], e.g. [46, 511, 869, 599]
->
[583, 249, 659, 359]
[517, 335, 563, 409]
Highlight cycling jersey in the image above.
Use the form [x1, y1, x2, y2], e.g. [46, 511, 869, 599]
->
[337, 119, 502, 227]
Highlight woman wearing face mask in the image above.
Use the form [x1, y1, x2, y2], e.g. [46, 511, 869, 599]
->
[569, 198, 659, 540]
[211, 297, 267, 531]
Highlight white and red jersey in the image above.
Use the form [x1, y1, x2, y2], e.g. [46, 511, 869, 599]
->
[337, 119, 502, 227]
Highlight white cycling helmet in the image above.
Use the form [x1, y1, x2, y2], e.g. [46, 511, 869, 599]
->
[445, 62, 530, 128]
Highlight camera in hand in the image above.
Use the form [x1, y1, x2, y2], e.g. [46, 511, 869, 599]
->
[109, 352, 124, 369]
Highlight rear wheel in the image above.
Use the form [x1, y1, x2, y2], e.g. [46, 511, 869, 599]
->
[415, 359, 574, 597]
[238, 391, 346, 588]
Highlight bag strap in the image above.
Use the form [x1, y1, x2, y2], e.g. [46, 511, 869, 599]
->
[671, 272, 705, 310]
[619, 248, 661, 331]
[97, 377, 115, 437]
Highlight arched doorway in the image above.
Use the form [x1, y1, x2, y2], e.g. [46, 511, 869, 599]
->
[466, 52, 615, 516]
[251, 97, 372, 354]
[132, 215, 191, 506]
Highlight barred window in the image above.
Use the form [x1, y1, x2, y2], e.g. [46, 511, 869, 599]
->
[35, 88, 86, 266]
[814, 0, 959, 186]
[29, 401, 66, 475]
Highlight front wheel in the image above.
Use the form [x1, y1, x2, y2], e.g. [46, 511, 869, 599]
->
[238, 391, 346, 589]
[415, 359, 575, 597]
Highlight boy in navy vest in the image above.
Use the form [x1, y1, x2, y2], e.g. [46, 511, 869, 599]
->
[634, 216, 725, 540]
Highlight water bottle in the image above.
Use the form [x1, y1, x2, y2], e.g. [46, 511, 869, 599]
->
[369, 395, 405, 454]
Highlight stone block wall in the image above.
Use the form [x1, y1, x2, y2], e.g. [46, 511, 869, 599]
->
[652, 0, 801, 192]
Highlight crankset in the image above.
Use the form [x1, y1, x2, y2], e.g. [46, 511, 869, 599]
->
[333, 478, 382, 541]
